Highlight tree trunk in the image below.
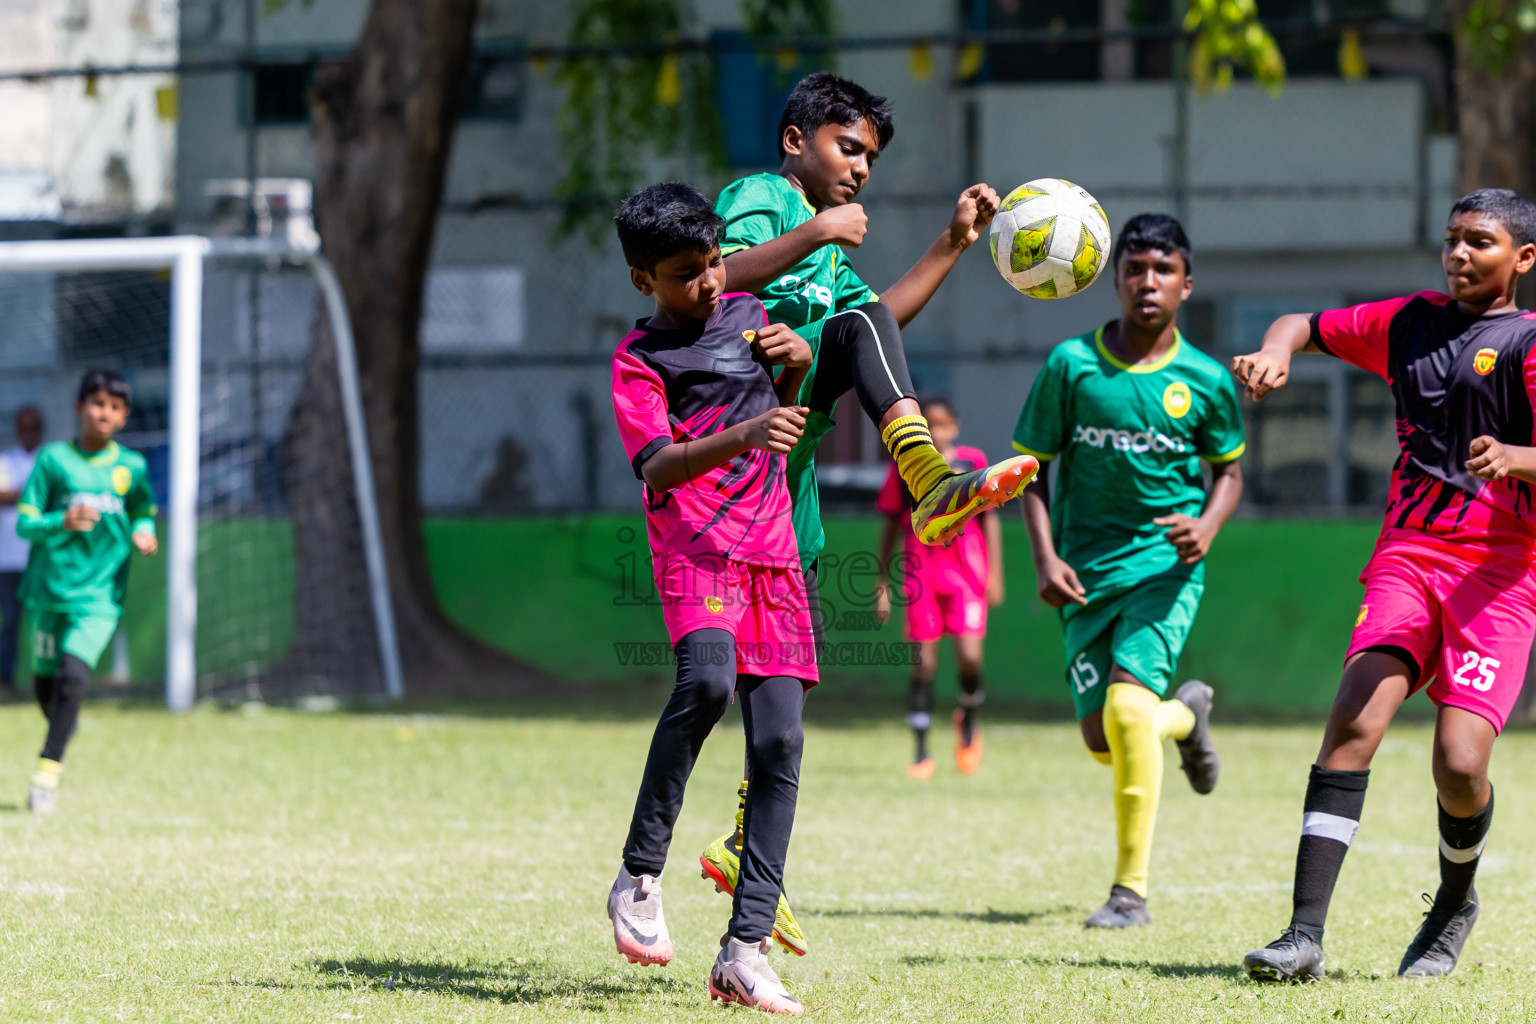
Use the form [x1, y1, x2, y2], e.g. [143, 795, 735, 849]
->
[1452, 6, 1536, 199]
[283, 0, 550, 698]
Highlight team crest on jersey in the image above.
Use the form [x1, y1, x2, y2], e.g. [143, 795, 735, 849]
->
[1162, 380, 1192, 419]
[705, 596, 724, 614]
[1474, 348, 1497, 375]
[111, 465, 132, 495]
[1356, 605, 1369, 627]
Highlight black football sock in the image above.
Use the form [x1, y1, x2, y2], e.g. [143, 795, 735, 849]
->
[958, 670, 984, 745]
[41, 656, 88, 763]
[909, 672, 933, 762]
[1290, 764, 1370, 940]
[33, 674, 55, 720]
[621, 629, 735, 878]
[1436, 787, 1493, 909]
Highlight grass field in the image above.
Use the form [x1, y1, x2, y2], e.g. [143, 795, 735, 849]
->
[1, 700, 1534, 1022]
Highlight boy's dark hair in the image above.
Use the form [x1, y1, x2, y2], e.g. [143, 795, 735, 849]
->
[1450, 189, 1536, 247]
[918, 393, 955, 419]
[1113, 213, 1193, 274]
[615, 182, 724, 273]
[778, 72, 895, 159]
[77, 369, 131, 406]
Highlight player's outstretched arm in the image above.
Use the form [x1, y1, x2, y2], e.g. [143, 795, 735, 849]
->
[1231, 313, 1318, 402]
[1155, 460, 1244, 565]
[722, 205, 869, 295]
[1466, 436, 1536, 485]
[879, 184, 1001, 328]
[1021, 475, 1087, 608]
[639, 406, 808, 493]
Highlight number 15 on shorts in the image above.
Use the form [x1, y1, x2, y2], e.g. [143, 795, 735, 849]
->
[1071, 653, 1100, 694]
[1452, 650, 1499, 693]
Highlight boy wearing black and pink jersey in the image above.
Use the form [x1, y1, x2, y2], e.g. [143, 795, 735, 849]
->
[605, 182, 813, 1016]
[1235, 189, 1536, 983]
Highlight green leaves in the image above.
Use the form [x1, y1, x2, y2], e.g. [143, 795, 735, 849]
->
[1460, 0, 1536, 74]
[1183, 0, 1286, 95]
[555, 0, 836, 241]
[554, 0, 723, 242]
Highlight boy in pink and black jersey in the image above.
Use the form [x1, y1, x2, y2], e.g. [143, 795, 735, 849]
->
[1237, 189, 1536, 983]
[606, 182, 814, 1016]
[874, 396, 1003, 777]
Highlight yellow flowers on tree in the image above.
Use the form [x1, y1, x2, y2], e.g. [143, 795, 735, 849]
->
[1181, 0, 1285, 94]
[557, 0, 836, 240]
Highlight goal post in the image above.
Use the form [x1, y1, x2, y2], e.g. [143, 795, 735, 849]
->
[0, 235, 403, 709]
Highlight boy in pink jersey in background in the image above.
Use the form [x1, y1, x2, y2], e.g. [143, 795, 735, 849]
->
[875, 396, 1004, 777]
[1238, 189, 1536, 983]
[606, 182, 816, 1016]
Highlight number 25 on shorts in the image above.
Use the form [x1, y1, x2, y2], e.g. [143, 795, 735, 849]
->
[1451, 650, 1499, 693]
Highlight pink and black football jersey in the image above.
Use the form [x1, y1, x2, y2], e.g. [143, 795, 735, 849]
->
[611, 292, 798, 568]
[1312, 291, 1536, 566]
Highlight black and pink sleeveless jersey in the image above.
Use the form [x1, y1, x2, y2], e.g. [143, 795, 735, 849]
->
[611, 292, 797, 568]
[1311, 291, 1536, 566]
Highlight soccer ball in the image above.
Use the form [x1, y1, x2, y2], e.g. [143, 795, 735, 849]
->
[989, 178, 1111, 300]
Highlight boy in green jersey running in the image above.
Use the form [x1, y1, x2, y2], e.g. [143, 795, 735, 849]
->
[1014, 215, 1245, 928]
[696, 72, 1039, 956]
[17, 370, 157, 813]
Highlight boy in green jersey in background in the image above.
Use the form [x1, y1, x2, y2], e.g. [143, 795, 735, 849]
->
[697, 72, 1039, 956]
[17, 370, 157, 813]
[1014, 215, 1244, 927]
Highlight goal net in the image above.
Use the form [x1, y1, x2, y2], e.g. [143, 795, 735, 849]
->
[0, 237, 400, 708]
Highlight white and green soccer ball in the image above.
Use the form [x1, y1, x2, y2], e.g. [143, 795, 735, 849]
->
[989, 178, 1111, 300]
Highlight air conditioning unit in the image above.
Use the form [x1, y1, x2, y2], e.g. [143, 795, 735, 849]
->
[202, 178, 320, 251]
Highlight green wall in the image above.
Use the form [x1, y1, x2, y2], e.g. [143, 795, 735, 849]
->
[426, 515, 1381, 713]
[98, 515, 1380, 712]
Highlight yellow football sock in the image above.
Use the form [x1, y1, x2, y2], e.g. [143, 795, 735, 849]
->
[880, 415, 953, 500]
[1089, 748, 1113, 765]
[731, 778, 748, 853]
[1157, 697, 1196, 742]
[1104, 683, 1163, 899]
[31, 757, 62, 791]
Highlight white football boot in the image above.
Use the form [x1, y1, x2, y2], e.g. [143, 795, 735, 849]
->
[708, 936, 804, 1015]
[607, 867, 673, 966]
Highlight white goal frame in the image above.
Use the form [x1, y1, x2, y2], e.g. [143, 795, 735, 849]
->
[0, 236, 403, 709]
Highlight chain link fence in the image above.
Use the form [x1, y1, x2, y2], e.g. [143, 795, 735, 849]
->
[421, 342, 1403, 518]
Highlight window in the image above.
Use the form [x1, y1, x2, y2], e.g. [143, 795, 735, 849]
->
[961, 0, 1101, 84]
[463, 51, 525, 121]
[252, 63, 312, 125]
[711, 31, 829, 169]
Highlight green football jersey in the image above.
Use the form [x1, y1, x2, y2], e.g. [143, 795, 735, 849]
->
[1012, 325, 1245, 597]
[17, 440, 157, 613]
[717, 173, 877, 570]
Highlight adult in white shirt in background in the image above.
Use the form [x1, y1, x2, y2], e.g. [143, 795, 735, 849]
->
[0, 407, 44, 700]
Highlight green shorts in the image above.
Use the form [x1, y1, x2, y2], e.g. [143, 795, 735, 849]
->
[31, 609, 120, 676]
[1060, 571, 1204, 720]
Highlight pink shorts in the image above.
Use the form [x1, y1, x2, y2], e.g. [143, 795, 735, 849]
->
[1347, 540, 1536, 732]
[906, 584, 988, 644]
[653, 556, 819, 684]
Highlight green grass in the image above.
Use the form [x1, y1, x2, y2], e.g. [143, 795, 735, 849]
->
[1, 700, 1534, 1021]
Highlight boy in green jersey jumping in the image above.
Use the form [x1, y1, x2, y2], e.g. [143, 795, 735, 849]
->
[1014, 215, 1245, 927]
[696, 72, 1039, 956]
[17, 370, 157, 813]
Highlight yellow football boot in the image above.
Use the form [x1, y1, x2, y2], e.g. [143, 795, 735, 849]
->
[699, 782, 809, 956]
[911, 454, 1038, 546]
